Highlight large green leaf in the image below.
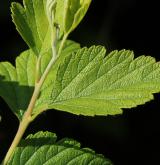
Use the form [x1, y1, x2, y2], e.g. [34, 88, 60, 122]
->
[1, 44, 160, 119]
[0, 41, 80, 120]
[34, 46, 160, 116]
[7, 131, 111, 165]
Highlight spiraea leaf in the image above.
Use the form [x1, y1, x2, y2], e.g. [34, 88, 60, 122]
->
[8, 131, 112, 165]
[34, 46, 160, 116]
[1, 44, 160, 119]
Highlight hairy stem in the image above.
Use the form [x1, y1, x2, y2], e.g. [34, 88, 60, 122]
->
[58, 34, 68, 56]
[2, 113, 31, 165]
[2, 60, 55, 164]
[35, 56, 42, 83]
[2, 80, 43, 164]
[2, 31, 67, 164]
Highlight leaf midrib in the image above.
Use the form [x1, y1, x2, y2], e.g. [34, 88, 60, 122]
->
[52, 81, 157, 104]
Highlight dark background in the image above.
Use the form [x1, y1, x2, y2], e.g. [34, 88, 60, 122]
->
[0, 0, 160, 164]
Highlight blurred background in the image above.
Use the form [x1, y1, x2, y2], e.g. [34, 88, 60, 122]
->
[0, 0, 160, 164]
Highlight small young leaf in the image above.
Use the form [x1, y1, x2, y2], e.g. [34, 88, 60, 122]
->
[55, 0, 92, 36]
[0, 41, 80, 120]
[11, 0, 52, 55]
[34, 46, 160, 116]
[8, 131, 112, 165]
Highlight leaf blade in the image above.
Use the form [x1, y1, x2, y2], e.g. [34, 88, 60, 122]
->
[8, 131, 111, 165]
[35, 46, 160, 116]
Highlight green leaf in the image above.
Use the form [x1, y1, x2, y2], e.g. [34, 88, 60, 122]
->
[55, 0, 92, 35]
[11, 0, 52, 55]
[0, 50, 36, 120]
[8, 131, 112, 165]
[34, 46, 160, 116]
[0, 41, 80, 120]
[11, 0, 91, 55]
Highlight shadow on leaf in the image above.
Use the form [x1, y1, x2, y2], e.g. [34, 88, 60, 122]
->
[0, 75, 34, 120]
